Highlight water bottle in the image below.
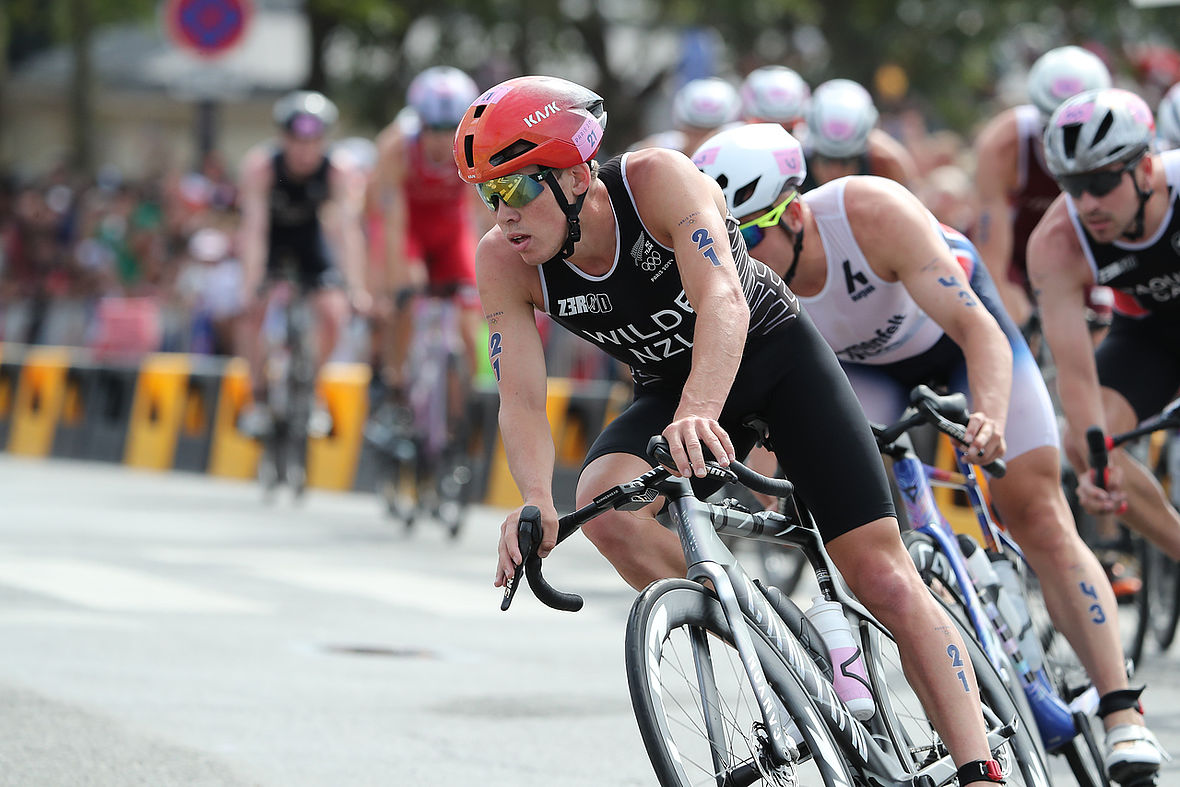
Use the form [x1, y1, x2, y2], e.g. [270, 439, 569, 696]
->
[804, 597, 875, 720]
[990, 554, 1045, 676]
[958, 535, 1039, 678]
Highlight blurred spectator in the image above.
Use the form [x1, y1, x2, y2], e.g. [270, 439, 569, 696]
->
[174, 222, 244, 356]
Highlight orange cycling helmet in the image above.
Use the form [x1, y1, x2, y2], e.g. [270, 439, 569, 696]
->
[454, 75, 608, 183]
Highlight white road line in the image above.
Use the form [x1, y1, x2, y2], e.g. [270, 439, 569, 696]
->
[0, 559, 268, 614]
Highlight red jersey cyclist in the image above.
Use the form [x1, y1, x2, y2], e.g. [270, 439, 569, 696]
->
[372, 66, 485, 402]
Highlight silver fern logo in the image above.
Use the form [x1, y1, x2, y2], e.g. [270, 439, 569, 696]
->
[631, 235, 662, 272]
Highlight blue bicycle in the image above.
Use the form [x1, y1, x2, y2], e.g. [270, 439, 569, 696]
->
[875, 385, 1116, 787]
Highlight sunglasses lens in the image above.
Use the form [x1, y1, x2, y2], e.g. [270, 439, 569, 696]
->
[1060, 170, 1124, 199]
[476, 172, 547, 211]
[740, 224, 765, 249]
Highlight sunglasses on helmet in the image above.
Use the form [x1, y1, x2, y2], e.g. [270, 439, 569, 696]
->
[738, 192, 797, 249]
[475, 169, 552, 211]
[1057, 156, 1142, 200]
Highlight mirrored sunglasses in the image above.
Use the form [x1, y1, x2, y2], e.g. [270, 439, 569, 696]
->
[475, 169, 551, 211]
[738, 192, 797, 249]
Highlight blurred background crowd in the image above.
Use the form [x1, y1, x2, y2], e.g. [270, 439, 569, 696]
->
[3, 0, 1180, 379]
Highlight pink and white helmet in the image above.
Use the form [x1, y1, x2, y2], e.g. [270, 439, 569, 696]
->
[408, 66, 479, 129]
[1027, 46, 1112, 119]
[1044, 88, 1155, 176]
[740, 66, 811, 127]
[672, 78, 742, 130]
[691, 123, 807, 216]
[806, 79, 878, 159]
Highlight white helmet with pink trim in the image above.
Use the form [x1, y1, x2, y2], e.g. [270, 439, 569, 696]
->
[672, 78, 741, 130]
[739, 66, 811, 126]
[691, 122, 807, 216]
[1027, 46, 1112, 119]
[1044, 88, 1155, 176]
[806, 79, 878, 159]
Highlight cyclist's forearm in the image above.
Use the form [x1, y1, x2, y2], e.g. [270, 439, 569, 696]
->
[500, 407, 557, 505]
[339, 224, 367, 293]
[961, 330, 1012, 426]
[676, 291, 748, 419]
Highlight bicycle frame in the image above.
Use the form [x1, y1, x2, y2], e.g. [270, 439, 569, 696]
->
[888, 430, 1079, 750]
[661, 474, 1009, 785]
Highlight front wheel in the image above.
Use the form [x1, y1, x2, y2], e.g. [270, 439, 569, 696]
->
[625, 579, 856, 787]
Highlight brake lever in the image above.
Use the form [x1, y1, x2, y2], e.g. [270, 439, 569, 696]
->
[501, 505, 541, 612]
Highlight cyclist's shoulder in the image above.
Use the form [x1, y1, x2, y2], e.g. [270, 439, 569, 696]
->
[1027, 197, 1085, 276]
[973, 107, 1023, 160]
[240, 143, 278, 183]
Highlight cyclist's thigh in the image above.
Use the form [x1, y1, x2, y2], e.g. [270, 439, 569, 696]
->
[840, 362, 909, 424]
[579, 389, 758, 503]
[1096, 313, 1180, 424]
[746, 313, 896, 542]
[420, 226, 477, 290]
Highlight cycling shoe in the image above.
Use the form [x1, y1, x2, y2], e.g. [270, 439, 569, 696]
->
[1105, 723, 1170, 784]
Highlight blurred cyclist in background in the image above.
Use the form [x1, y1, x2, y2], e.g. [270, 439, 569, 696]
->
[631, 77, 741, 154]
[371, 66, 484, 403]
[973, 45, 1112, 329]
[236, 90, 369, 438]
[1156, 81, 1180, 151]
[801, 78, 920, 191]
[739, 65, 811, 134]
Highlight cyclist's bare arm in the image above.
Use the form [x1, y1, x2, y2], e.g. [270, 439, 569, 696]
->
[868, 129, 921, 190]
[475, 229, 560, 583]
[323, 154, 370, 302]
[629, 149, 743, 476]
[237, 147, 274, 297]
[972, 110, 1029, 325]
[847, 177, 1011, 460]
[1028, 197, 1106, 456]
[373, 123, 413, 289]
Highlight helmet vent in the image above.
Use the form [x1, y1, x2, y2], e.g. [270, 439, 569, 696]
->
[490, 140, 538, 167]
[1062, 125, 1082, 159]
[716, 174, 729, 190]
[473, 104, 487, 119]
[734, 177, 761, 208]
[1093, 110, 1115, 145]
[464, 135, 475, 168]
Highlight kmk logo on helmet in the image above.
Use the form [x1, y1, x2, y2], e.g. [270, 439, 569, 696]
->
[523, 101, 562, 127]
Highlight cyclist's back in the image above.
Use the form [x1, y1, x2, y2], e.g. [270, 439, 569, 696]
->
[267, 147, 338, 286]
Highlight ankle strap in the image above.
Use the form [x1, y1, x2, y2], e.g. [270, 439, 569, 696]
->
[1097, 686, 1145, 719]
[956, 758, 1005, 784]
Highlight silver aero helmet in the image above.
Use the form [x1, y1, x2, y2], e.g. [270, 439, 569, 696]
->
[1157, 83, 1180, 152]
[273, 90, 339, 139]
[407, 66, 479, 129]
[1043, 88, 1155, 177]
[806, 79, 878, 159]
[1027, 46, 1112, 118]
[672, 78, 742, 130]
[739, 65, 811, 127]
[691, 122, 807, 216]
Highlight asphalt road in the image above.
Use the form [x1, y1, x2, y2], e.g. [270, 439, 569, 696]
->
[1, 455, 1177, 786]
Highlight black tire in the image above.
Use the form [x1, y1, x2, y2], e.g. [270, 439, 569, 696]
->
[1147, 548, 1180, 652]
[626, 579, 856, 786]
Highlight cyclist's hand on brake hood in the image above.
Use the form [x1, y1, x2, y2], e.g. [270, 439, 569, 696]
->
[962, 410, 1006, 467]
[661, 415, 736, 478]
[494, 502, 560, 588]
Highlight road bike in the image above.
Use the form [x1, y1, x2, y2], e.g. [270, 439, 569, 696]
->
[366, 290, 474, 538]
[876, 385, 1142, 786]
[256, 275, 320, 501]
[502, 435, 1050, 786]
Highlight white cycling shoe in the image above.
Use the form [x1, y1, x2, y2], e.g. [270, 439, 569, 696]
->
[1105, 723, 1171, 784]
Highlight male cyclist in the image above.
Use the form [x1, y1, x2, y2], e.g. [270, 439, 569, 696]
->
[801, 78, 919, 191]
[973, 45, 1112, 329]
[371, 66, 484, 404]
[458, 74, 1017, 787]
[630, 76, 741, 154]
[236, 90, 368, 437]
[1031, 89, 1180, 569]
[697, 121, 1165, 786]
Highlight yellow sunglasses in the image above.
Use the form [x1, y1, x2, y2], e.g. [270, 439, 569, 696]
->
[738, 192, 797, 249]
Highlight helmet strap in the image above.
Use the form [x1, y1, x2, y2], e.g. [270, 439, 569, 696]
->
[542, 169, 587, 260]
[1122, 170, 1153, 241]
[781, 223, 805, 288]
